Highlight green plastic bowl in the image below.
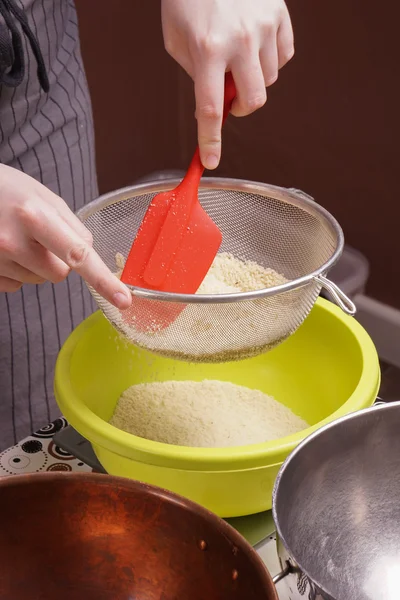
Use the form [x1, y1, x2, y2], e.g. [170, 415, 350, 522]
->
[55, 298, 380, 517]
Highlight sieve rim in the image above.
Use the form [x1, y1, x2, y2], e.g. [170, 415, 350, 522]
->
[77, 178, 344, 305]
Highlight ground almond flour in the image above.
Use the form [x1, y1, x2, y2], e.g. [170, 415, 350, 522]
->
[197, 252, 287, 294]
[110, 380, 309, 448]
[112, 252, 289, 362]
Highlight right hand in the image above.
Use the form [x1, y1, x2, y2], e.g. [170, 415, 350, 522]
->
[161, 0, 294, 170]
[0, 165, 131, 309]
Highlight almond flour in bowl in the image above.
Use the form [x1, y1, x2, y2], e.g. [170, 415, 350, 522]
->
[110, 379, 309, 448]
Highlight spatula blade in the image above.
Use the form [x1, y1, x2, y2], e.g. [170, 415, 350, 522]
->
[122, 205, 222, 332]
[120, 190, 173, 287]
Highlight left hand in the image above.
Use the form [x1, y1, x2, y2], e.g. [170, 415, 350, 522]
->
[161, 0, 294, 170]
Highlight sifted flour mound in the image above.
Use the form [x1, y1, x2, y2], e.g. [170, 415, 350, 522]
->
[116, 251, 287, 295]
[110, 380, 309, 448]
[197, 252, 286, 294]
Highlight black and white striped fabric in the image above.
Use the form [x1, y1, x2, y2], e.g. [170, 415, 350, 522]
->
[0, 0, 97, 449]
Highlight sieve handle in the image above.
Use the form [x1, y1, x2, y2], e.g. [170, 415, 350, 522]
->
[287, 188, 315, 202]
[315, 275, 357, 316]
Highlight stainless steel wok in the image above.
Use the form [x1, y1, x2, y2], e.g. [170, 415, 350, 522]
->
[272, 401, 400, 600]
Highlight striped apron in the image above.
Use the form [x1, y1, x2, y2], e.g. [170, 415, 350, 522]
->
[0, 0, 97, 449]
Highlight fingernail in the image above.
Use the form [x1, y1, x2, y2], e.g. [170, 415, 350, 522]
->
[113, 291, 131, 309]
[205, 154, 219, 170]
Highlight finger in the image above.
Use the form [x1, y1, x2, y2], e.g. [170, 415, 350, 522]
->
[259, 35, 279, 87]
[27, 207, 132, 309]
[60, 208, 93, 246]
[230, 56, 267, 117]
[194, 64, 225, 170]
[17, 242, 71, 283]
[277, 10, 295, 69]
[41, 191, 93, 245]
[0, 276, 22, 292]
[0, 221, 70, 283]
[0, 260, 46, 284]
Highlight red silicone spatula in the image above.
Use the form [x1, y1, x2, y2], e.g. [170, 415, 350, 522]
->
[121, 73, 236, 330]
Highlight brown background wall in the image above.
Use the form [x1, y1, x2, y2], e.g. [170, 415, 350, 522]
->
[76, 0, 400, 308]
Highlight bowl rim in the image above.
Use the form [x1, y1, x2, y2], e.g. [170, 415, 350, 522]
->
[55, 298, 380, 472]
[272, 401, 400, 598]
[0, 471, 278, 599]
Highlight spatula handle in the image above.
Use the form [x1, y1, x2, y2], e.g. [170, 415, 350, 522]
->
[143, 74, 237, 287]
[222, 71, 237, 122]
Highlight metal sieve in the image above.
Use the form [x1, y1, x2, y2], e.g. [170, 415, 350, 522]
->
[77, 178, 355, 363]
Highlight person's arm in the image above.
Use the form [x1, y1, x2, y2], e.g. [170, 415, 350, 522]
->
[0, 164, 131, 308]
[161, 0, 294, 170]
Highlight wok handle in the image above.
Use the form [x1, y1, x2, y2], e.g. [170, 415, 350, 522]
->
[272, 562, 291, 584]
[315, 274, 357, 316]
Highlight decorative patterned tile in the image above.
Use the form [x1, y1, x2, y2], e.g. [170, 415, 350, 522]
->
[0, 418, 93, 477]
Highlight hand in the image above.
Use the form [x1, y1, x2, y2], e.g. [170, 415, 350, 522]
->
[0, 165, 131, 309]
[161, 0, 294, 170]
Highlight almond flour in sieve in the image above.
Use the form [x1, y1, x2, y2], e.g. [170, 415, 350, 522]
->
[114, 252, 289, 362]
